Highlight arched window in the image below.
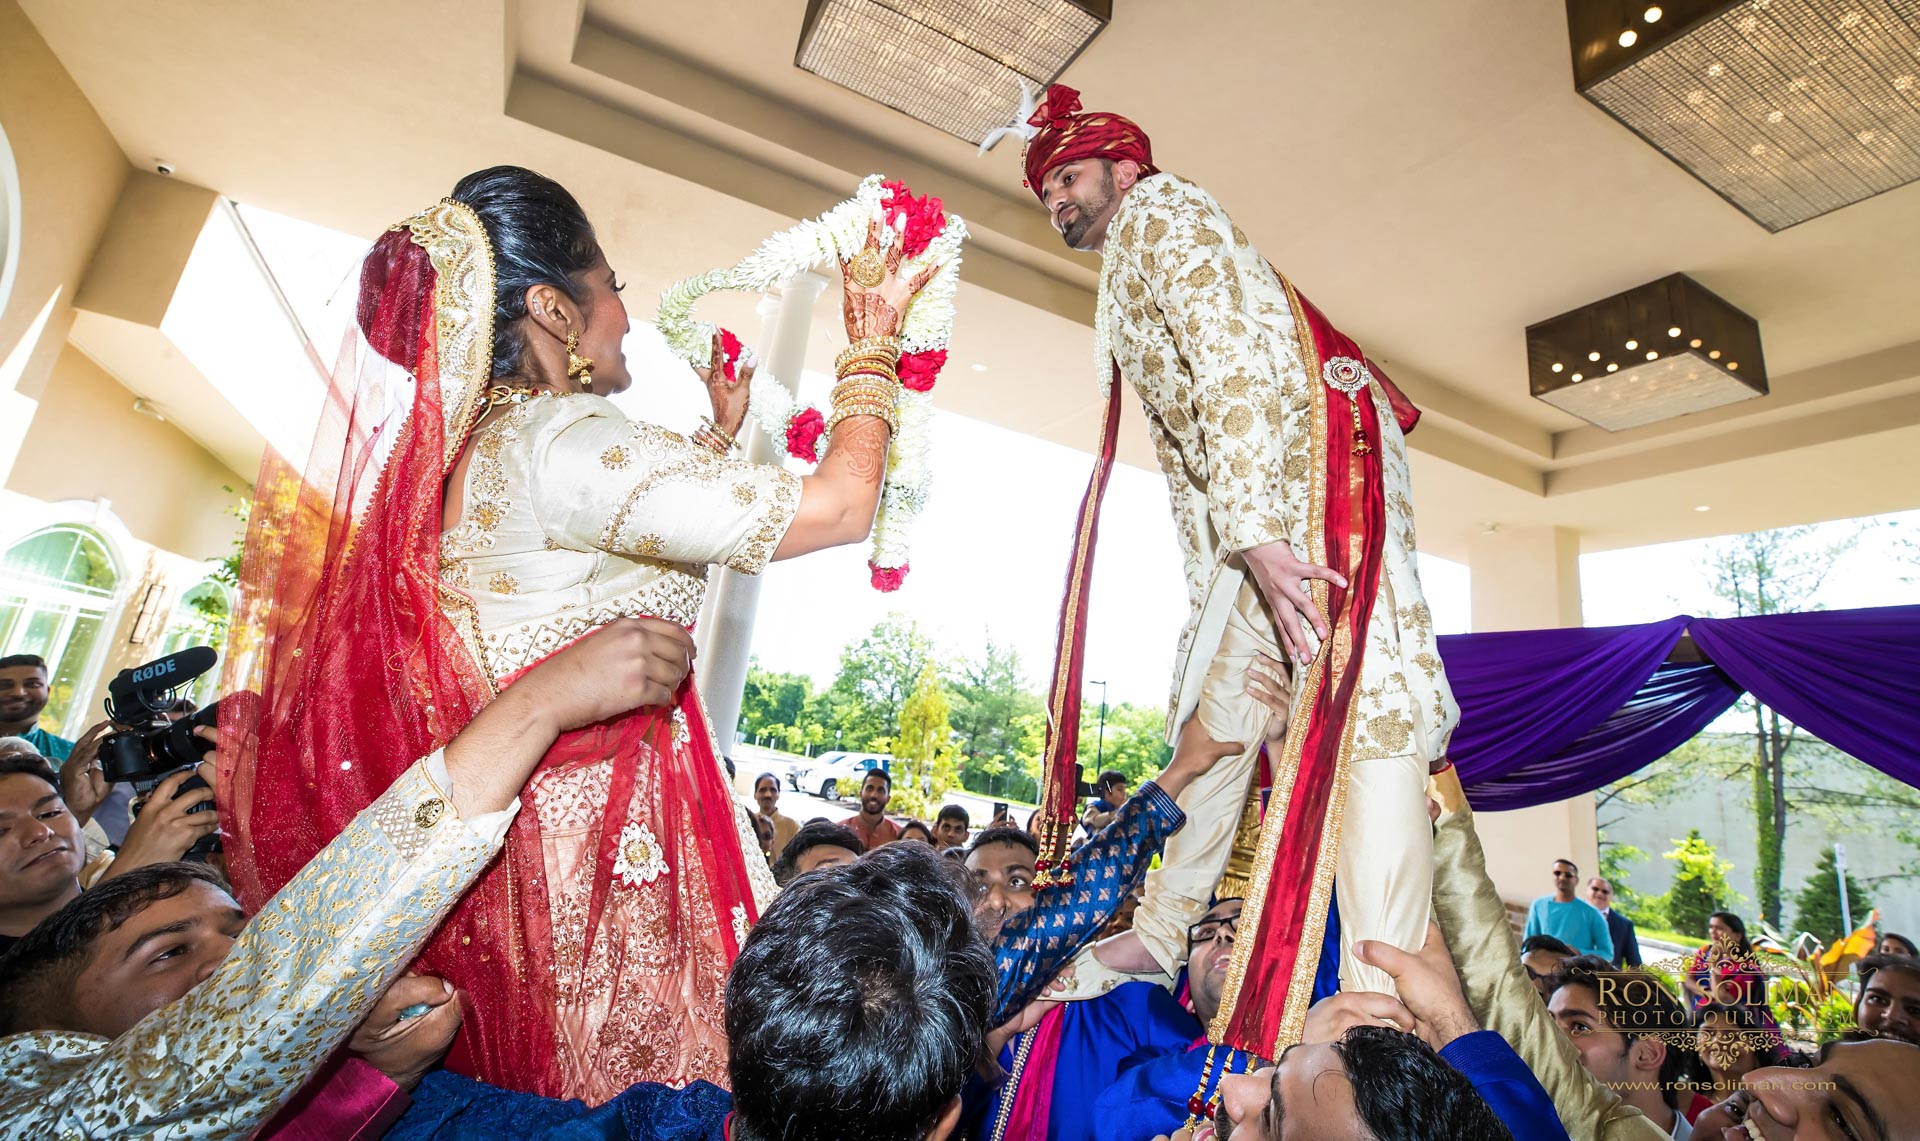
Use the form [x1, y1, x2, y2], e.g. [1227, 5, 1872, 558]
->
[157, 577, 233, 708]
[0, 525, 122, 731]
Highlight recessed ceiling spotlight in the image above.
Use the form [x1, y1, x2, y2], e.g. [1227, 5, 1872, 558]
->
[1645, 6, 1663, 23]
[1695, 505, 1711, 512]
[1620, 28, 1639, 47]
[970, 363, 988, 372]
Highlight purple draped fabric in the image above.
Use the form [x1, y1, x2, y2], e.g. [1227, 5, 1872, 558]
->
[1442, 605, 1920, 811]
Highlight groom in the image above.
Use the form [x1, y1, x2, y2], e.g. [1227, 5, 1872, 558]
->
[1010, 84, 1458, 1058]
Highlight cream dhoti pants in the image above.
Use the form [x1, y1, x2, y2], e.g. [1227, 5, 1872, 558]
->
[1133, 572, 1432, 999]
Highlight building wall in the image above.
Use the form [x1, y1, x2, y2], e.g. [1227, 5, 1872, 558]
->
[0, 0, 129, 411]
[7, 343, 245, 561]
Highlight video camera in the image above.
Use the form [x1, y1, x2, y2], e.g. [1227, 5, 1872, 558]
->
[98, 646, 222, 858]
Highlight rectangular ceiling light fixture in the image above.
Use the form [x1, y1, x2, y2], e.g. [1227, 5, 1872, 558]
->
[1526, 273, 1768, 431]
[797, 0, 1111, 143]
[1569, 0, 1920, 231]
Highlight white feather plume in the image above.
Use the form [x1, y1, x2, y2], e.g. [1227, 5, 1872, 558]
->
[977, 79, 1041, 156]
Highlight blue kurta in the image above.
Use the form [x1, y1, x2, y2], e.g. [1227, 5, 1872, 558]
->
[1090, 901, 1342, 1141]
[972, 982, 1200, 1141]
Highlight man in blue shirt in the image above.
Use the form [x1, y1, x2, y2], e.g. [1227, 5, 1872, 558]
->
[1524, 859, 1613, 960]
[0, 655, 132, 845]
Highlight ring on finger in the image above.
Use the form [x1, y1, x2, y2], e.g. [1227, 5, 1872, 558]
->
[848, 248, 886, 288]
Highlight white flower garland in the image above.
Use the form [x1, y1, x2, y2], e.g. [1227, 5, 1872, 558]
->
[655, 175, 966, 590]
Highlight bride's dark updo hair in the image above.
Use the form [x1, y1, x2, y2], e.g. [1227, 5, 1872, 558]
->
[450, 165, 604, 380]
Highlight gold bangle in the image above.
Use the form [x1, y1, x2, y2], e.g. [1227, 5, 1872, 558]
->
[698, 416, 739, 451]
[836, 337, 899, 359]
[835, 358, 898, 384]
[835, 335, 901, 367]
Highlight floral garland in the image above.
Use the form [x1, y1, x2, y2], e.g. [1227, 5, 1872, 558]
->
[655, 175, 965, 591]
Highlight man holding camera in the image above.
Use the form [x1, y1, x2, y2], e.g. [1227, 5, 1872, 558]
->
[0, 653, 134, 844]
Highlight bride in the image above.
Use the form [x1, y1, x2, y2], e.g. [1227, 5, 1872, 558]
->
[219, 165, 935, 1101]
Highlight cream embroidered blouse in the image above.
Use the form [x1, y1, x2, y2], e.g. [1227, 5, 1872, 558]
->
[440, 393, 801, 685]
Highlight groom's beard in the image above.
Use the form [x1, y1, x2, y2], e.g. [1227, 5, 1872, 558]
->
[1059, 167, 1118, 250]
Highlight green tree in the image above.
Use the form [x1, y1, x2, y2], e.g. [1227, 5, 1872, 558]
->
[824, 614, 932, 749]
[1790, 846, 1873, 946]
[1700, 524, 1861, 926]
[738, 660, 815, 743]
[1597, 843, 1665, 931]
[1662, 829, 1736, 938]
[949, 639, 1042, 794]
[892, 665, 958, 820]
[1076, 700, 1172, 786]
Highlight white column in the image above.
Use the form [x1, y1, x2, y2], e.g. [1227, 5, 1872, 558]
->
[695, 271, 829, 758]
[1464, 525, 1599, 907]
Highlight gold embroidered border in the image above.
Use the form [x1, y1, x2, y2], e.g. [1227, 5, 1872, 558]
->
[1042, 381, 1119, 783]
[396, 198, 497, 475]
[1209, 272, 1345, 1053]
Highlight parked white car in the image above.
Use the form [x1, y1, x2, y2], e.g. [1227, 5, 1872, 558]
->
[791, 752, 893, 800]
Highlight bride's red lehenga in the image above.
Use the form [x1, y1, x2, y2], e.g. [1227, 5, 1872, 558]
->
[218, 199, 781, 1101]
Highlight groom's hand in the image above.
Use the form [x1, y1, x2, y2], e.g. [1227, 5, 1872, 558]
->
[1242, 541, 1345, 665]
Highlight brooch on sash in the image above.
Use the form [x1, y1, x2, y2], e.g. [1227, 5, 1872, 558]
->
[1321, 356, 1375, 457]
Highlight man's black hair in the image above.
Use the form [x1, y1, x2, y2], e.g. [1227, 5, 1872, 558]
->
[753, 771, 781, 793]
[0, 752, 59, 785]
[935, 803, 969, 827]
[1335, 1024, 1513, 1141]
[771, 820, 863, 886]
[0, 862, 228, 1034]
[727, 842, 992, 1141]
[1553, 857, 1579, 873]
[862, 767, 892, 791]
[1520, 933, 1578, 958]
[1558, 952, 1615, 975]
[966, 825, 1038, 860]
[1096, 769, 1126, 792]
[0, 654, 47, 673]
[1550, 963, 1699, 1109]
[1858, 952, 1920, 989]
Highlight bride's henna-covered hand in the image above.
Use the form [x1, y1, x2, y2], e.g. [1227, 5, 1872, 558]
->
[839, 205, 939, 342]
[691, 331, 753, 438]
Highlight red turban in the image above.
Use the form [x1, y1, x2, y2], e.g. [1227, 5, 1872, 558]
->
[1021, 84, 1158, 200]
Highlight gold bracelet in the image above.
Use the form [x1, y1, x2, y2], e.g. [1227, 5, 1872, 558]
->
[835, 358, 899, 385]
[831, 375, 900, 402]
[835, 335, 901, 371]
[827, 388, 900, 436]
[697, 416, 739, 452]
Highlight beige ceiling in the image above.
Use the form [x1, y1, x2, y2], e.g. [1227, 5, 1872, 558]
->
[21, 0, 1920, 560]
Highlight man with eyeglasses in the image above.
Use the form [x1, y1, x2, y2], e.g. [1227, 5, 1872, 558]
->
[1525, 859, 1614, 961]
[1090, 897, 1335, 1140]
[1586, 875, 1643, 969]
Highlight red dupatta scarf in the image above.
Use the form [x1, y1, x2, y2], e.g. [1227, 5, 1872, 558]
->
[1031, 278, 1419, 1057]
[219, 199, 758, 1096]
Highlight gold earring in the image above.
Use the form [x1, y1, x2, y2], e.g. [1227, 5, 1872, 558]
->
[565, 330, 595, 393]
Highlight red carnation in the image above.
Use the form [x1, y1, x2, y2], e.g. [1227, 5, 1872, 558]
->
[786, 406, 825, 463]
[869, 561, 909, 592]
[880, 180, 947, 260]
[898, 349, 947, 393]
[719, 328, 744, 382]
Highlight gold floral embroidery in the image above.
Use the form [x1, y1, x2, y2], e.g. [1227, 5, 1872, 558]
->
[487, 572, 519, 595]
[634, 534, 666, 558]
[1365, 713, 1415, 756]
[1222, 405, 1254, 437]
[730, 483, 756, 507]
[728, 468, 800, 575]
[601, 444, 632, 470]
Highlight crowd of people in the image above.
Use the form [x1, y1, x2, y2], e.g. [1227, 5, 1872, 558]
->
[2, 634, 1915, 1139]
